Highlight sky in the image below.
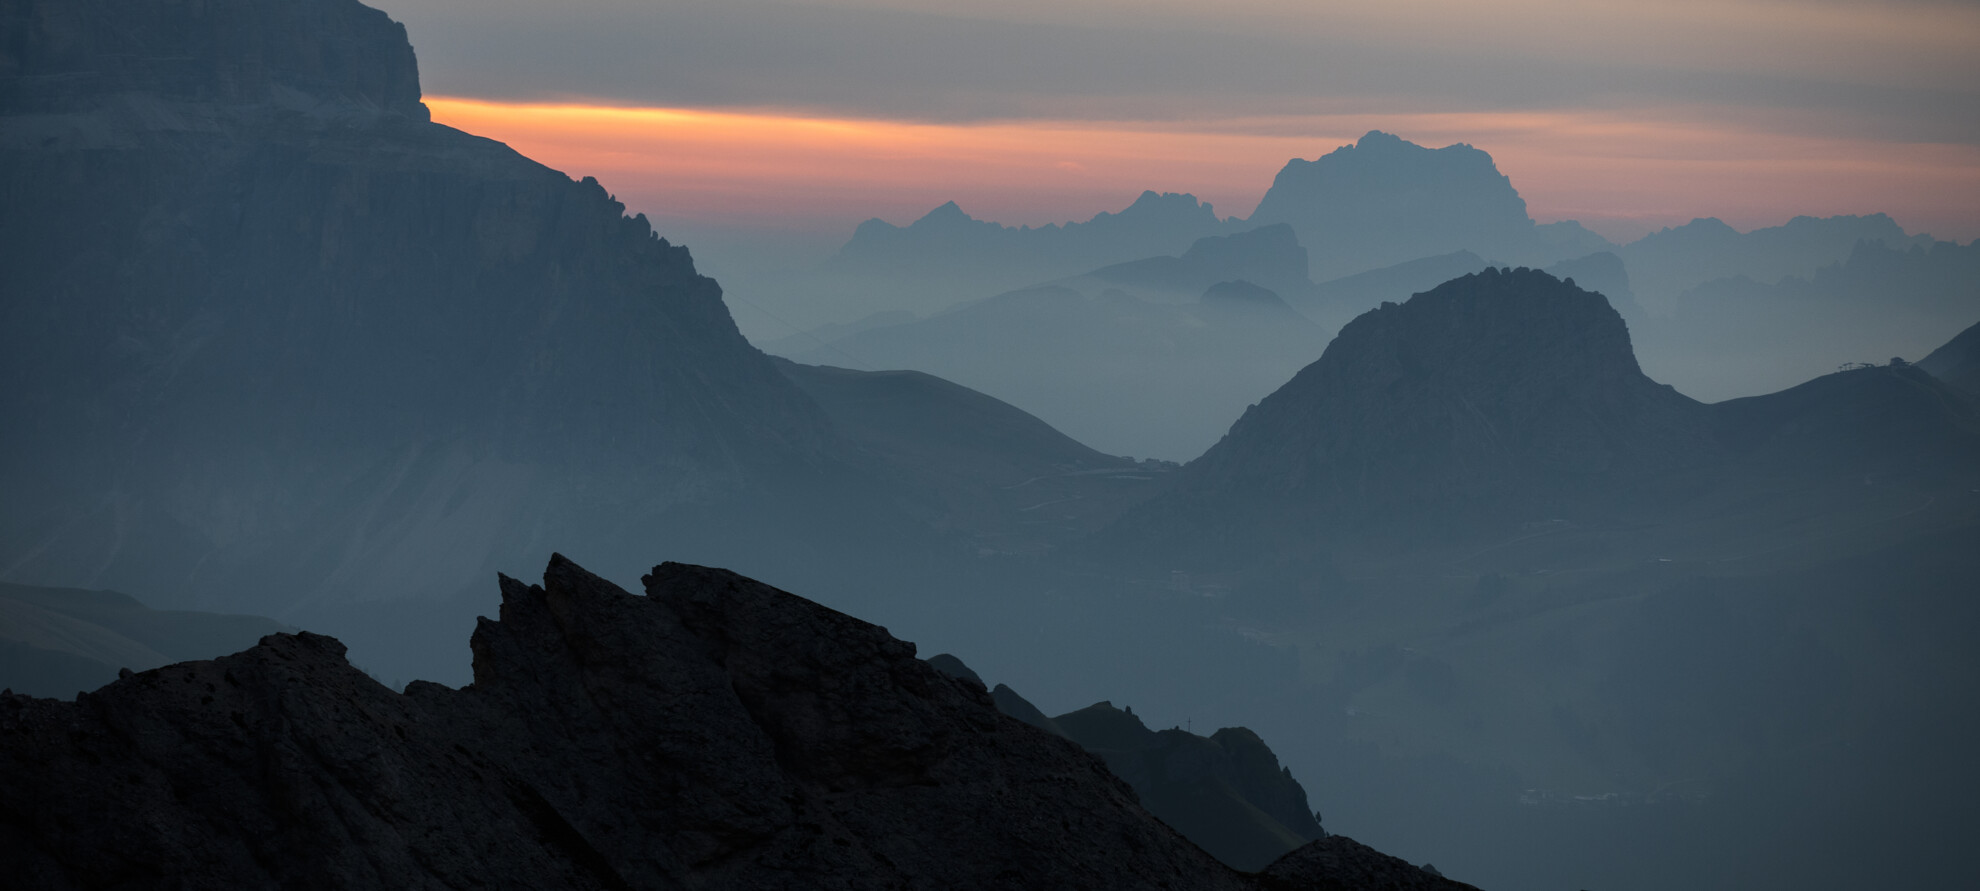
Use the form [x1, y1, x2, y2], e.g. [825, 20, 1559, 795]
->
[381, 0, 1980, 248]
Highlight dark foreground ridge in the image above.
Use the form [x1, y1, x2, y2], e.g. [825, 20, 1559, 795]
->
[0, 556, 1475, 890]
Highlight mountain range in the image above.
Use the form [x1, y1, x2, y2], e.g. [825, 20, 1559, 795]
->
[5, 1, 1980, 889]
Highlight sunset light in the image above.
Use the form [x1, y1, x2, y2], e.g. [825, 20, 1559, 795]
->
[429, 97, 1980, 243]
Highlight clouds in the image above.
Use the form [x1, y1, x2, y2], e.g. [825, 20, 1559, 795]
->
[381, 0, 1980, 144]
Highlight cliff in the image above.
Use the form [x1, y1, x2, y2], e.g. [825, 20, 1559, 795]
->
[0, 0, 861, 683]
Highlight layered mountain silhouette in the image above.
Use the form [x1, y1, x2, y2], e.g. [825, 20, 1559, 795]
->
[1619, 213, 1933, 310]
[0, 0, 965, 684]
[0, 554, 1475, 890]
[1103, 266, 1980, 566]
[824, 132, 1609, 311]
[0, 582, 291, 699]
[783, 282, 1330, 460]
[1918, 319, 1980, 395]
[771, 358, 1171, 553]
[1085, 223, 1314, 301]
[1076, 269, 1980, 890]
[1250, 131, 1609, 278]
[1634, 238, 1980, 400]
[826, 191, 1232, 300]
[928, 655, 1326, 871]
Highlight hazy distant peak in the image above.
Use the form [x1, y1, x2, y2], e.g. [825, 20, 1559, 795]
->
[1250, 132, 1536, 278]
[917, 200, 975, 224]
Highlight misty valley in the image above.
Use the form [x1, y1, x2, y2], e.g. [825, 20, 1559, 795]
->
[3, 1, 1978, 890]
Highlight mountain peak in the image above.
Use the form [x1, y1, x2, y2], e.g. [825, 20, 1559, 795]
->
[1180, 267, 1714, 522]
[1249, 133, 1537, 277]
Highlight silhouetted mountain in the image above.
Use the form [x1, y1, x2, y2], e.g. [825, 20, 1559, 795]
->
[926, 654, 1332, 872]
[1088, 223, 1313, 300]
[1295, 250, 1488, 329]
[1543, 251, 1645, 326]
[1248, 132, 1607, 279]
[1101, 265, 1980, 566]
[0, 554, 1468, 890]
[787, 283, 1329, 460]
[1619, 213, 1933, 310]
[828, 191, 1232, 295]
[1052, 701, 1327, 871]
[0, 0, 931, 685]
[1918, 320, 1980, 395]
[1170, 268, 1713, 542]
[0, 582, 292, 699]
[1634, 238, 1980, 400]
[772, 358, 1169, 554]
[1082, 267, 1980, 890]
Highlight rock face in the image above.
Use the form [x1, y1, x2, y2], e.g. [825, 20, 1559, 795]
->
[0, 555, 1463, 890]
[1248, 132, 1579, 278]
[0, 0, 426, 116]
[0, 0, 858, 681]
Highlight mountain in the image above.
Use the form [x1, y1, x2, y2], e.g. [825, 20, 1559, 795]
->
[1107, 265, 1980, 565]
[1633, 238, 1980, 401]
[1087, 223, 1314, 301]
[824, 191, 1233, 300]
[787, 283, 1331, 461]
[1618, 213, 1934, 311]
[772, 358, 1170, 554]
[1152, 267, 1715, 553]
[1084, 267, 1980, 890]
[1247, 132, 1608, 279]
[1052, 701, 1326, 871]
[1918, 319, 1980, 395]
[0, 582, 292, 699]
[1295, 251, 1487, 328]
[0, 554, 1474, 890]
[927, 654, 1327, 871]
[0, 0, 940, 684]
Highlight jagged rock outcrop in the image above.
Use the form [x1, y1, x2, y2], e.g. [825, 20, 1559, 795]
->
[0, 555, 1467, 890]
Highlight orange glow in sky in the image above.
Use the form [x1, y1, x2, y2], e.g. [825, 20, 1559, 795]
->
[428, 97, 1980, 245]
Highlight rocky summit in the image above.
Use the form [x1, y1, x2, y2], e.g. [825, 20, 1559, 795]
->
[0, 555, 1474, 890]
[1184, 266, 1715, 522]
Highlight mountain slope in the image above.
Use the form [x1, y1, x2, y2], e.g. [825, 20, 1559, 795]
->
[0, 0, 911, 682]
[792, 284, 1330, 461]
[772, 358, 1168, 553]
[1917, 319, 1980, 394]
[0, 554, 1472, 890]
[0, 582, 292, 698]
